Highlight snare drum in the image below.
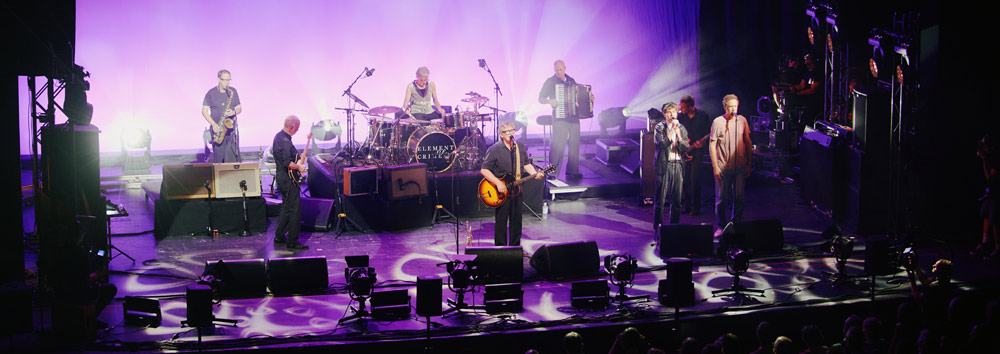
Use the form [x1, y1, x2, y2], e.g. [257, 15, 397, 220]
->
[407, 127, 457, 173]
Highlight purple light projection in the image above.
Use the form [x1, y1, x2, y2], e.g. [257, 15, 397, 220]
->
[18, 0, 698, 153]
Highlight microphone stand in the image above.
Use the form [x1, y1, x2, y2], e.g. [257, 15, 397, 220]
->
[204, 180, 217, 239]
[340, 67, 372, 163]
[239, 180, 251, 236]
[480, 61, 503, 143]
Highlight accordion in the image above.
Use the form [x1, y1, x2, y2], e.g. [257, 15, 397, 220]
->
[554, 83, 593, 119]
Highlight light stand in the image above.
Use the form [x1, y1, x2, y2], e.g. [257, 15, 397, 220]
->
[239, 180, 251, 236]
[604, 254, 649, 308]
[441, 260, 484, 317]
[711, 248, 764, 305]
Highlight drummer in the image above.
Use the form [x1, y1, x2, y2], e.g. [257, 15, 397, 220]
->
[401, 66, 446, 122]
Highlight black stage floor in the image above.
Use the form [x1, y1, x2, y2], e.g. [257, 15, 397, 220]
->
[15, 141, 1000, 353]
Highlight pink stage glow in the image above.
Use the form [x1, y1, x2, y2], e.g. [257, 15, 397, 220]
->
[18, 0, 698, 154]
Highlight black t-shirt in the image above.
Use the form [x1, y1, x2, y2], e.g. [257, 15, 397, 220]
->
[272, 130, 298, 187]
[679, 108, 712, 147]
[203, 86, 241, 123]
[482, 140, 529, 180]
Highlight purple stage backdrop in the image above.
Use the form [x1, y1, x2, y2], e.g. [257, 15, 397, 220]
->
[18, 0, 698, 154]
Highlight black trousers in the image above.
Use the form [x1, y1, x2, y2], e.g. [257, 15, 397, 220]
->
[213, 133, 240, 163]
[494, 192, 523, 246]
[275, 182, 301, 243]
[683, 152, 705, 212]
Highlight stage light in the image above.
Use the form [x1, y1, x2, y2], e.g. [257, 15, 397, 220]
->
[121, 127, 151, 150]
[446, 260, 474, 291]
[340, 255, 377, 325]
[63, 64, 94, 126]
[756, 96, 774, 117]
[868, 34, 885, 81]
[831, 234, 855, 264]
[727, 248, 751, 274]
[311, 119, 342, 142]
[603, 254, 648, 306]
[598, 106, 632, 136]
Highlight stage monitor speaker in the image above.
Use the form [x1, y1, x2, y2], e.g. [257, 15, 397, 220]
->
[301, 197, 335, 231]
[185, 284, 214, 327]
[466, 246, 523, 284]
[570, 279, 610, 309]
[659, 257, 695, 307]
[213, 163, 261, 198]
[416, 276, 443, 317]
[371, 289, 411, 320]
[723, 219, 785, 254]
[344, 166, 378, 196]
[162, 163, 215, 199]
[529, 241, 600, 280]
[658, 224, 714, 257]
[306, 155, 339, 199]
[381, 163, 428, 200]
[123, 296, 162, 327]
[202, 259, 267, 298]
[268, 256, 329, 295]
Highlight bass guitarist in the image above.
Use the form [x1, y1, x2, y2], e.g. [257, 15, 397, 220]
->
[678, 95, 711, 216]
[202, 69, 243, 163]
[480, 122, 544, 246]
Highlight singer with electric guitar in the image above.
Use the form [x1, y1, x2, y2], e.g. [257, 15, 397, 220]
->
[480, 122, 545, 246]
[202, 69, 243, 163]
[272, 115, 310, 250]
[678, 94, 712, 215]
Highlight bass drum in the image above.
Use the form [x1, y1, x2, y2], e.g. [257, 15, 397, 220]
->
[407, 127, 456, 173]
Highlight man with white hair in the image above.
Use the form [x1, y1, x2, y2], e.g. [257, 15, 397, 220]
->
[272, 115, 310, 250]
[402, 66, 445, 121]
[481, 122, 544, 246]
[709, 94, 753, 235]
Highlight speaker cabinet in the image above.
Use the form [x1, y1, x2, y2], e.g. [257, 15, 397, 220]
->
[202, 259, 267, 298]
[571, 280, 610, 309]
[371, 289, 411, 320]
[213, 162, 261, 198]
[658, 224, 714, 257]
[529, 241, 600, 280]
[721, 219, 785, 254]
[301, 197, 335, 231]
[39, 124, 106, 248]
[185, 285, 214, 327]
[416, 276, 443, 317]
[381, 163, 428, 200]
[163, 163, 215, 199]
[466, 246, 524, 284]
[344, 166, 378, 196]
[268, 256, 329, 296]
[484, 283, 523, 314]
[659, 257, 695, 307]
[640, 131, 656, 202]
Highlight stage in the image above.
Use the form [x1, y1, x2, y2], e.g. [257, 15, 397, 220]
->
[14, 141, 1000, 353]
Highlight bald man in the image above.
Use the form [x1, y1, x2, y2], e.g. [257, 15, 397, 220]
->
[538, 60, 591, 180]
[272, 115, 310, 250]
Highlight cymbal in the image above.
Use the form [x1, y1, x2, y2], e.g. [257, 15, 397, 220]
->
[368, 106, 401, 115]
[346, 92, 369, 109]
[464, 91, 483, 97]
[461, 96, 489, 103]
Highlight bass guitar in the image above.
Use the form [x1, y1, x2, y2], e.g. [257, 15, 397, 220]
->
[211, 88, 236, 145]
[683, 133, 710, 162]
[288, 132, 312, 186]
[478, 165, 555, 208]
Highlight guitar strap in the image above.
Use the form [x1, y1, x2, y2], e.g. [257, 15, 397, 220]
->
[514, 142, 521, 182]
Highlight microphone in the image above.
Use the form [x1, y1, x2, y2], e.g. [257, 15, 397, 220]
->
[478, 59, 486, 68]
[366, 68, 375, 77]
[239, 180, 247, 191]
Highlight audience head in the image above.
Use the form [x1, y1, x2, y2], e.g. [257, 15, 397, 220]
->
[563, 331, 584, 354]
[772, 336, 795, 354]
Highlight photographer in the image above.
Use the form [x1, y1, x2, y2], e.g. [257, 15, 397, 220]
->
[974, 134, 999, 258]
[904, 252, 956, 324]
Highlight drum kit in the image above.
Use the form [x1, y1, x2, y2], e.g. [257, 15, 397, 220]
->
[341, 91, 494, 173]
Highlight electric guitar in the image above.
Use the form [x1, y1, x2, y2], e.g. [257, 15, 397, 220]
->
[288, 133, 312, 186]
[211, 88, 236, 145]
[479, 165, 555, 208]
[683, 133, 711, 162]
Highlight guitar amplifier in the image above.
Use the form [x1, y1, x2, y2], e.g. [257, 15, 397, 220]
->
[344, 166, 378, 196]
[162, 164, 215, 199]
[380, 163, 428, 200]
[213, 163, 261, 198]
